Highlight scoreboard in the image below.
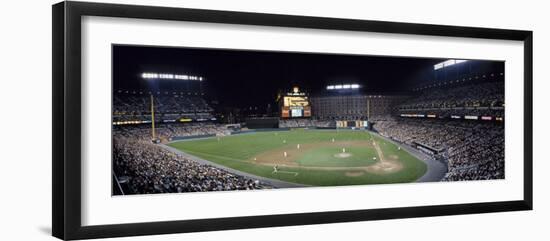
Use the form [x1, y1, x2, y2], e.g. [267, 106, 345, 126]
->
[280, 87, 311, 118]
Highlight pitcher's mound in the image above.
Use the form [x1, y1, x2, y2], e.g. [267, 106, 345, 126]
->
[334, 153, 352, 158]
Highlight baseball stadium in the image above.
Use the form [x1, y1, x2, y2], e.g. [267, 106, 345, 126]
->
[112, 45, 504, 195]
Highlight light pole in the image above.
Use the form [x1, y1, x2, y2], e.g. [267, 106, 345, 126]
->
[141, 72, 205, 142]
[150, 94, 156, 141]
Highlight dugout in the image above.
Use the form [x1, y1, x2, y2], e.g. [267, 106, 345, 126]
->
[412, 141, 442, 155]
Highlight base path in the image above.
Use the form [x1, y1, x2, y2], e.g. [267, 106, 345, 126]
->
[367, 138, 403, 174]
[160, 144, 307, 189]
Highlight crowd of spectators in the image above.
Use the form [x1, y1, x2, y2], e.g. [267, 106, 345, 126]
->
[113, 122, 228, 142]
[398, 81, 504, 118]
[374, 117, 504, 181]
[113, 137, 270, 194]
[111, 120, 266, 194]
[113, 92, 214, 122]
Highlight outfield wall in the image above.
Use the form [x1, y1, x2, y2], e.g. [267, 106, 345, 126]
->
[171, 134, 216, 141]
[245, 117, 280, 129]
[171, 127, 370, 142]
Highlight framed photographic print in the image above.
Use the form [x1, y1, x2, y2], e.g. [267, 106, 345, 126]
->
[52, 1, 533, 240]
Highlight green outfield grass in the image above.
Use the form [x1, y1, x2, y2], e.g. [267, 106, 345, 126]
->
[167, 129, 427, 186]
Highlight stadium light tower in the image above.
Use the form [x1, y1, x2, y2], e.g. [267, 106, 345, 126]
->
[150, 94, 156, 141]
[141, 72, 205, 142]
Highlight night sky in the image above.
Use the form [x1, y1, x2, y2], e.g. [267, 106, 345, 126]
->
[113, 45, 483, 108]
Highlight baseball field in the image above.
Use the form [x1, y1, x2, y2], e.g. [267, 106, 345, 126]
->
[168, 129, 427, 186]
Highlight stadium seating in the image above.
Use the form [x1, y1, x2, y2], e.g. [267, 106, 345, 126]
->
[113, 122, 227, 142]
[113, 92, 214, 123]
[372, 77, 505, 181]
[398, 81, 504, 118]
[113, 137, 270, 194]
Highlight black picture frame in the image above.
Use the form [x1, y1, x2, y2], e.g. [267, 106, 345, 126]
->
[52, 1, 533, 240]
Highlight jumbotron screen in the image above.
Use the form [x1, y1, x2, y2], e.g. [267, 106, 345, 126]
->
[282, 96, 311, 118]
[283, 96, 309, 107]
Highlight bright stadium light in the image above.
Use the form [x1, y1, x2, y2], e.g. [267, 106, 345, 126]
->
[141, 72, 203, 80]
[442, 59, 455, 67]
[434, 59, 467, 70]
[327, 84, 360, 90]
[174, 75, 189, 80]
[141, 73, 159, 79]
[159, 73, 174, 79]
[455, 59, 467, 64]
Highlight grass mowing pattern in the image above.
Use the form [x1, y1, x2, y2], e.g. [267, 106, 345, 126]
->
[168, 129, 427, 186]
